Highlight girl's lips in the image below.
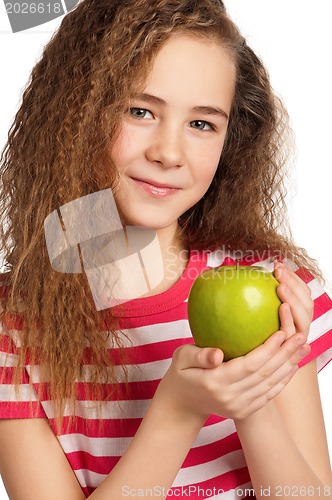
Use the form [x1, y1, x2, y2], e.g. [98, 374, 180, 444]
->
[130, 177, 181, 198]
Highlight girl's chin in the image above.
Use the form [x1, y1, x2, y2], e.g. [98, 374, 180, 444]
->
[118, 212, 179, 230]
[123, 221, 176, 231]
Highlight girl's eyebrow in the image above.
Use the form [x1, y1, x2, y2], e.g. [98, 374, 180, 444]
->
[132, 93, 229, 120]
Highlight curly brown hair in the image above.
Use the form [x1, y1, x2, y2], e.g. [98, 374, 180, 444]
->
[0, 0, 322, 428]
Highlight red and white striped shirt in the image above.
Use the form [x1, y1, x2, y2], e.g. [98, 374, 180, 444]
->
[1, 248, 332, 499]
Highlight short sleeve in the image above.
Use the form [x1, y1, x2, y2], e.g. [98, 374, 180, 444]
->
[0, 282, 46, 419]
[294, 267, 332, 371]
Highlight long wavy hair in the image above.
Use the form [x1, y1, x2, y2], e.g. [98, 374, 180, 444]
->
[0, 0, 322, 427]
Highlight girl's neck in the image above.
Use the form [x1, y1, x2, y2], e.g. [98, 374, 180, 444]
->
[141, 223, 189, 297]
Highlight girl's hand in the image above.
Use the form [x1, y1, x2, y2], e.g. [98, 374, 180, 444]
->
[157, 304, 310, 422]
[274, 261, 314, 337]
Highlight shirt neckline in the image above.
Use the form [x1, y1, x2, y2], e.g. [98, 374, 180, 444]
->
[105, 249, 208, 318]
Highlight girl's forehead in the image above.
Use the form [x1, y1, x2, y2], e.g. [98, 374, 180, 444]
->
[145, 34, 235, 78]
[139, 35, 236, 112]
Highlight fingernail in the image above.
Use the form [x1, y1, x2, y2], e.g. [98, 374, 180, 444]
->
[299, 345, 310, 357]
[296, 335, 306, 346]
[209, 349, 222, 365]
[281, 267, 289, 277]
[275, 265, 287, 279]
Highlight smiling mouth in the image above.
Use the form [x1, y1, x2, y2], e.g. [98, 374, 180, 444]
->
[130, 177, 181, 197]
[131, 177, 181, 189]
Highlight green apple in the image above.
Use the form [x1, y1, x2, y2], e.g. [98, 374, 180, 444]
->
[188, 265, 282, 360]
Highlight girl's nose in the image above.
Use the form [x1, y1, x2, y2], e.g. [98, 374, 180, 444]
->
[145, 125, 185, 168]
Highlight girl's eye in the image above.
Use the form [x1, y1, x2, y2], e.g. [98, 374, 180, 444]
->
[190, 120, 215, 131]
[129, 107, 153, 119]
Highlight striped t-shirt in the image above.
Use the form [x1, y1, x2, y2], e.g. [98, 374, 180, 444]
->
[1, 248, 332, 499]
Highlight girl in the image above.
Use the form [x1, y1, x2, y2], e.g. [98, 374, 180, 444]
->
[0, 0, 331, 498]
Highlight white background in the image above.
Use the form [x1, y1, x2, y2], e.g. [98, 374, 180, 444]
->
[0, 1, 331, 497]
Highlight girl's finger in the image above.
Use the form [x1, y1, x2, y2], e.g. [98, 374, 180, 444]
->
[260, 340, 310, 391]
[278, 302, 296, 338]
[247, 365, 299, 413]
[275, 263, 314, 333]
[240, 330, 286, 377]
[277, 280, 313, 315]
[274, 262, 311, 296]
[274, 263, 313, 308]
[173, 344, 224, 370]
[277, 283, 313, 333]
[237, 329, 306, 392]
[243, 339, 310, 404]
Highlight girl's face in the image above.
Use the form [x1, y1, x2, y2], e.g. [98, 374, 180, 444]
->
[110, 34, 236, 232]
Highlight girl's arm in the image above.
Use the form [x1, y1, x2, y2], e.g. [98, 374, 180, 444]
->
[234, 262, 332, 498]
[0, 263, 330, 499]
[0, 418, 87, 499]
[0, 401, 205, 499]
[0, 330, 308, 500]
[235, 361, 332, 499]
